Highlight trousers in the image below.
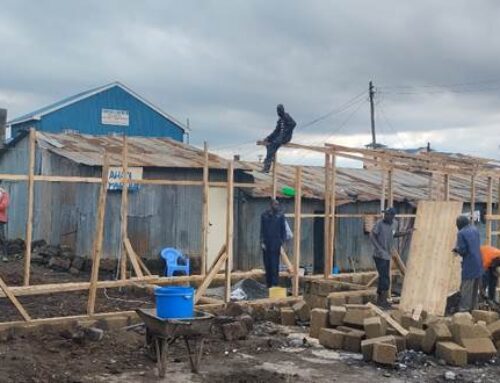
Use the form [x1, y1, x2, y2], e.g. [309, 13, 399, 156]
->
[373, 256, 390, 294]
[263, 247, 280, 287]
[0, 223, 7, 257]
[263, 142, 281, 172]
[459, 278, 480, 312]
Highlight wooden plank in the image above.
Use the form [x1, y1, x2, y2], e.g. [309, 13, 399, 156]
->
[0, 275, 31, 321]
[123, 238, 144, 278]
[136, 253, 152, 276]
[224, 161, 234, 303]
[195, 245, 227, 303]
[365, 274, 378, 287]
[399, 201, 463, 316]
[367, 302, 408, 336]
[391, 250, 406, 275]
[280, 248, 294, 273]
[412, 304, 423, 321]
[87, 155, 110, 315]
[323, 153, 331, 278]
[23, 128, 36, 286]
[328, 155, 337, 276]
[120, 135, 129, 280]
[292, 166, 302, 297]
[33, 175, 101, 183]
[486, 176, 493, 246]
[201, 142, 209, 276]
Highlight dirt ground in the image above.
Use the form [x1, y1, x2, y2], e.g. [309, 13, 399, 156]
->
[0, 321, 499, 383]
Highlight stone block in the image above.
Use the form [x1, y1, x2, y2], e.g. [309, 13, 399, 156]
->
[310, 309, 329, 338]
[435, 341, 467, 367]
[319, 328, 345, 349]
[292, 301, 311, 322]
[452, 312, 474, 326]
[472, 323, 491, 339]
[222, 321, 248, 341]
[329, 306, 347, 327]
[449, 323, 475, 346]
[401, 312, 423, 329]
[305, 294, 327, 310]
[343, 330, 365, 353]
[343, 309, 374, 328]
[361, 335, 396, 361]
[390, 310, 403, 324]
[471, 310, 499, 324]
[406, 327, 426, 351]
[280, 308, 296, 326]
[327, 293, 347, 307]
[238, 314, 254, 332]
[364, 293, 377, 304]
[461, 338, 497, 363]
[364, 317, 386, 339]
[347, 295, 364, 305]
[393, 335, 407, 352]
[336, 325, 364, 333]
[372, 342, 397, 366]
[487, 320, 500, 341]
[422, 323, 452, 354]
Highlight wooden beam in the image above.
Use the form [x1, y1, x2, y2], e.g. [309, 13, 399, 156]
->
[367, 302, 409, 336]
[323, 153, 331, 278]
[391, 249, 406, 275]
[387, 169, 394, 208]
[486, 176, 493, 246]
[0, 275, 31, 321]
[365, 274, 378, 288]
[23, 128, 36, 286]
[470, 173, 476, 220]
[201, 142, 209, 276]
[280, 248, 294, 273]
[120, 135, 129, 280]
[87, 154, 110, 315]
[272, 152, 278, 199]
[33, 175, 101, 183]
[195, 245, 227, 303]
[380, 169, 386, 213]
[224, 161, 234, 303]
[292, 166, 302, 297]
[123, 238, 144, 278]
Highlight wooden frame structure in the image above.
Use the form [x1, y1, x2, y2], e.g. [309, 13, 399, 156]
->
[1, 129, 499, 328]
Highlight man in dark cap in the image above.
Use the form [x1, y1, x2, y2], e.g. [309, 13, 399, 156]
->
[260, 104, 296, 173]
[453, 215, 483, 312]
[260, 199, 287, 287]
[370, 207, 412, 309]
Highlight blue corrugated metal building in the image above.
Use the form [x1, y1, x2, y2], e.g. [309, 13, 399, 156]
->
[7, 82, 187, 141]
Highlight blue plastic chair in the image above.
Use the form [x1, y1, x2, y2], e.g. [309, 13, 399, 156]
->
[160, 248, 190, 277]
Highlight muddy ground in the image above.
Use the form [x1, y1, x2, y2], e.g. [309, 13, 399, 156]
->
[0, 321, 499, 383]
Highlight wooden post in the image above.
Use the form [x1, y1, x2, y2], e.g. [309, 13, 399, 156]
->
[224, 161, 234, 303]
[380, 169, 386, 213]
[486, 176, 493, 246]
[329, 155, 337, 275]
[387, 169, 393, 208]
[87, 154, 110, 315]
[470, 173, 476, 221]
[444, 174, 450, 201]
[120, 135, 129, 280]
[292, 166, 302, 297]
[23, 128, 36, 286]
[201, 142, 209, 276]
[272, 152, 278, 199]
[323, 153, 331, 278]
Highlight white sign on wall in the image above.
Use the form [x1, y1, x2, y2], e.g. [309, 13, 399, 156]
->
[101, 108, 129, 126]
[108, 167, 143, 191]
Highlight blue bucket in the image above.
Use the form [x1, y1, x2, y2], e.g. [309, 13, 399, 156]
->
[154, 286, 194, 319]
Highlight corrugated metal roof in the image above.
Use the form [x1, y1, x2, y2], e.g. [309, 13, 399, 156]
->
[36, 132, 241, 170]
[241, 161, 497, 204]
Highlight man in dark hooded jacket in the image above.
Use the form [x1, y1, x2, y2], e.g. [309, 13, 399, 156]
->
[260, 199, 287, 287]
[453, 215, 483, 312]
[260, 104, 296, 173]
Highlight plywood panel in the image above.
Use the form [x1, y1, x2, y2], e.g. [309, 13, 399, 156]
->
[399, 201, 463, 316]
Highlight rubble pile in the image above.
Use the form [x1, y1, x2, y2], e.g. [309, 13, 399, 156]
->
[283, 300, 500, 367]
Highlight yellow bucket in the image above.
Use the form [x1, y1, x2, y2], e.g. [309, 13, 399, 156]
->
[269, 287, 287, 299]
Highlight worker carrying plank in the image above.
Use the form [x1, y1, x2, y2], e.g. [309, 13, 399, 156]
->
[370, 207, 412, 309]
[480, 245, 500, 302]
[452, 216, 483, 312]
[260, 199, 287, 288]
[258, 104, 296, 173]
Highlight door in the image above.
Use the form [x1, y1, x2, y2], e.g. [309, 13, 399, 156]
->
[207, 187, 228, 269]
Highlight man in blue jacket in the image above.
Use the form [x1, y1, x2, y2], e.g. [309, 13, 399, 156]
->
[260, 199, 287, 287]
[453, 215, 483, 312]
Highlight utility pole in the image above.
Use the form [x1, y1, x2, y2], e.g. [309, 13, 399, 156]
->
[369, 81, 376, 147]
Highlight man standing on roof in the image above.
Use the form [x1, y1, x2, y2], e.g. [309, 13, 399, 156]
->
[480, 245, 500, 302]
[260, 199, 287, 288]
[0, 187, 10, 257]
[453, 216, 483, 312]
[370, 207, 412, 309]
[259, 104, 296, 173]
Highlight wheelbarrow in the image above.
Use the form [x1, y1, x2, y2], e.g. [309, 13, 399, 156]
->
[136, 308, 214, 377]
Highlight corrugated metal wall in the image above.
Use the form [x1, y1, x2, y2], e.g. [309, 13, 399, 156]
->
[11, 85, 184, 140]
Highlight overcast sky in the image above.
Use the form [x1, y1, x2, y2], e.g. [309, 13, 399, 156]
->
[1, 0, 499, 165]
